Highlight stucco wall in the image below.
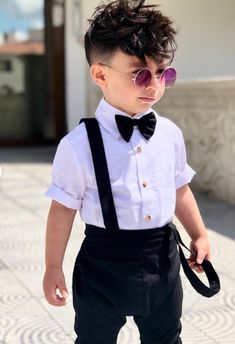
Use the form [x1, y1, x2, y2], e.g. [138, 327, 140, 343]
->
[155, 79, 235, 204]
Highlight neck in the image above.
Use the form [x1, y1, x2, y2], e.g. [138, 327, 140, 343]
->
[103, 97, 135, 116]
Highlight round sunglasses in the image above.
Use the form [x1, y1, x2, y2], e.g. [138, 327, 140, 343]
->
[100, 63, 177, 88]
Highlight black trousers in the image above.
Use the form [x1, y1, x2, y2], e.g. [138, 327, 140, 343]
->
[72, 224, 183, 344]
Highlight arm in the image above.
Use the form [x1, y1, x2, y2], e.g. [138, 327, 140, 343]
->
[43, 200, 77, 306]
[175, 184, 211, 272]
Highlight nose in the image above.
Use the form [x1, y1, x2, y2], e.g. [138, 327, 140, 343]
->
[146, 73, 163, 90]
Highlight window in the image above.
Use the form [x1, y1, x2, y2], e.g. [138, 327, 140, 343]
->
[0, 60, 12, 72]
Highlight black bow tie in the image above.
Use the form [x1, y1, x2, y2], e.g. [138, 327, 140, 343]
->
[115, 112, 156, 142]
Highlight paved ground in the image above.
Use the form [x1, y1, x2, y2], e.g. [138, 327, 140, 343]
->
[0, 146, 235, 344]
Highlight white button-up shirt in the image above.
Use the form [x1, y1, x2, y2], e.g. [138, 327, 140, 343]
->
[46, 98, 195, 229]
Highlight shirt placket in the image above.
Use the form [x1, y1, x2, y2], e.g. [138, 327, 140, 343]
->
[131, 129, 155, 228]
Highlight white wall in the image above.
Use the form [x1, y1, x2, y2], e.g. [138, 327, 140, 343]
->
[149, 0, 235, 80]
[0, 56, 25, 93]
[65, 0, 87, 131]
[80, 0, 99, 32]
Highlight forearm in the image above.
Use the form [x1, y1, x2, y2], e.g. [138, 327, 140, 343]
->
[45, 200, 77, 268]
[175, 185, 208, 240]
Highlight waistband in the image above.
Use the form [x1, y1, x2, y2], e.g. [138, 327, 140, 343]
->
[85, 223, 172, 240]
[82, 223, 174, 261]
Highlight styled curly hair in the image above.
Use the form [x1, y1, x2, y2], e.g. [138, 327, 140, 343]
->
[84, 0, 177, 66]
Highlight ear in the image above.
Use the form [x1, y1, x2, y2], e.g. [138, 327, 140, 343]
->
[90, 64, 107, 87]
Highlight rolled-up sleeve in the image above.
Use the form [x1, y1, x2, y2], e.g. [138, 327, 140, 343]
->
[175, 130, 196, 189]
[46, 137, 85, 209]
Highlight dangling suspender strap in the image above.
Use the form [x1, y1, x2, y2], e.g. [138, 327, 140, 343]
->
[80, 118, 119, 230]
[81, 117, 220, 298]
[169, 223, 220, 297]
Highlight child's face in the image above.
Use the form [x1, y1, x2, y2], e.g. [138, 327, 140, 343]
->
[94, 50, 169, 115]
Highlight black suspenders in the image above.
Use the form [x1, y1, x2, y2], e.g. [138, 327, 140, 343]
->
[169, 222, 220, 297]
[81, 117, 220, 298]
[80, 118, 119, 230]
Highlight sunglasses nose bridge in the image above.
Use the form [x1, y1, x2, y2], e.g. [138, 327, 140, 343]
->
[145, 71, 162, 89]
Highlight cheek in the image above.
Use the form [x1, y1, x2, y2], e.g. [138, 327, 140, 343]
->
[112, 82, 137, 100]
[155, 87, 165, 102]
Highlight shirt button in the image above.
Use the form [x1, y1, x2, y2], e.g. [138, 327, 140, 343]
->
[144, 215, 152, 221]
[137, 146, 142, 153]
[143, 181, 148, 188]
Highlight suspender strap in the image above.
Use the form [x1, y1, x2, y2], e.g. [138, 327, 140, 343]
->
[169, 223, 220, 297]
[81, 118, 119, 230]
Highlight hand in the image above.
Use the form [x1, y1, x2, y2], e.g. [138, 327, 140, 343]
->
[187, 236, 211, 273]
[43, 267, 69, 306]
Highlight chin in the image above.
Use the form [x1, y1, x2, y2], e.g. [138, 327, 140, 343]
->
[138, 103, 153, 112]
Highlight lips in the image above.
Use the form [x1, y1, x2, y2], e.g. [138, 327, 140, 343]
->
[139, 96, 156, 102]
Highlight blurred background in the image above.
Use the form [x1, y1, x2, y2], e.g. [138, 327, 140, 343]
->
[0, 1, 235, 343]
[0, 0, 235, 203]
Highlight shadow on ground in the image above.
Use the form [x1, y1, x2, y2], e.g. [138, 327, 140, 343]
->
[0, 146, 56, 164]
[194, 192, 235, 240]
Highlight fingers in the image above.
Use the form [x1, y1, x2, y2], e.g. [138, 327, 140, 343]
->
[43, 270, 69, 306]
[56, 281, 69, 304]
[187, 248, 209, 273]
[44, 285, 69, 306]
[187, 257, 204, 273]
[196, 248, 206, 265]
[189, 238, 211, 273]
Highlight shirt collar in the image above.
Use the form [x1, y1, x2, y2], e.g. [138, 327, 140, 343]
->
[95, 98, 158, 139]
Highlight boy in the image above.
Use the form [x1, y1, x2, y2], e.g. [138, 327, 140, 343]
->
[43, 1, 213, 343]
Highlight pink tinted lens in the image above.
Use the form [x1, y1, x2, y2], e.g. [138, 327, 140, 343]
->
[135, 69, 152, 88]
[160, 67, 176, 87]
